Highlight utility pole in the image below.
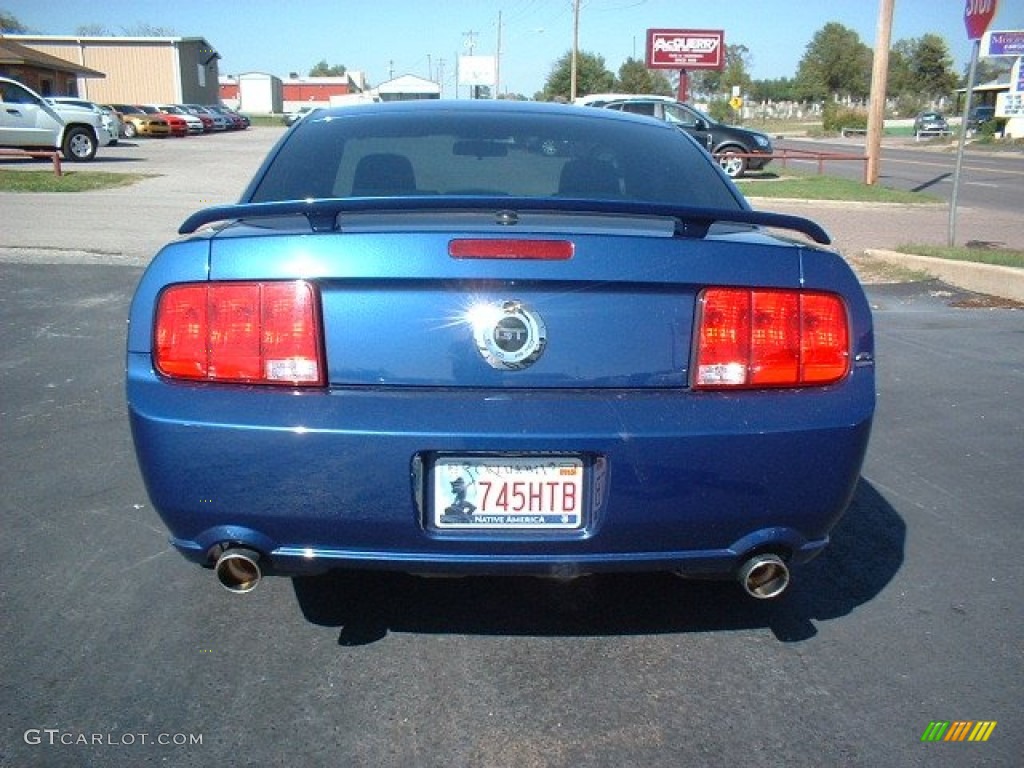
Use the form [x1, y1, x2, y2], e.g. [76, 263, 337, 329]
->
[865, 0, 894, 185]
[463, 30, 478, 99]
[495, 10, 502, 98]
[570, 0, 580, 101]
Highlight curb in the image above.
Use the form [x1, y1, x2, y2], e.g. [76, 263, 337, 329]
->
[864, 249, 1024, 303]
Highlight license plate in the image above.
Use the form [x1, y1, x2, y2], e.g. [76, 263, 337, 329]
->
[433, 456, 585, 530]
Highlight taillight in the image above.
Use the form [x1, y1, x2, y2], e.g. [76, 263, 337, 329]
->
[694, 288, 849, 389]
[154, 281, 324, 386]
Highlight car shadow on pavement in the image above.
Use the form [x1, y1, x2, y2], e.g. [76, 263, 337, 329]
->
[292, 478, 904, 646]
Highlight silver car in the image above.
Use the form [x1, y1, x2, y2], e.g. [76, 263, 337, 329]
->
[283, 105, 317, 126]
[181, 104, 231, 131]
[48, 97, 120, 146]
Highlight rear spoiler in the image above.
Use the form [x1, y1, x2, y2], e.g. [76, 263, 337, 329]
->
[179, 197, 831, 245]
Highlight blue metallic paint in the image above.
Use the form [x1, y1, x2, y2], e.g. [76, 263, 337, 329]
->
[126, 101, 875, 588]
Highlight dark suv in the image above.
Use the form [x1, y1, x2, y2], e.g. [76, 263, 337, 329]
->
[598, 97, 772, 178]
[966, 105, 996, 132]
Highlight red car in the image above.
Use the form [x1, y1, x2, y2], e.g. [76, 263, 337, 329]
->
[186, 109, 214, 132]
[139, 105, 187, 137]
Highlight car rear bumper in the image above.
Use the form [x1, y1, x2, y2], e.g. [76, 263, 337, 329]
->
[128, 354, 874, 579]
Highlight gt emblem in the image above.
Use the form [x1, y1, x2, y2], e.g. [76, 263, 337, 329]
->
[472, 300, 547, 370]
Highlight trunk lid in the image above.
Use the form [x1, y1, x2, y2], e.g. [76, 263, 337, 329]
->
[206, 212, 803, 389]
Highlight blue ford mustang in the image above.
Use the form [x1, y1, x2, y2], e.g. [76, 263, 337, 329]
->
[127, 100, 874, 598]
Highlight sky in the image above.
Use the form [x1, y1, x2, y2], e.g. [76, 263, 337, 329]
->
[4, 0, 1023, 97]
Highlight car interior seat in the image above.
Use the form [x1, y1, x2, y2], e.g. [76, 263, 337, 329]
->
[557, 158, 622, 197]
[351, 153, 417, 196]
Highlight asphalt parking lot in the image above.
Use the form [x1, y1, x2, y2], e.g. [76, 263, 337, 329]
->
[0, 128, 276, 265]
[1, 129, 1021, 767]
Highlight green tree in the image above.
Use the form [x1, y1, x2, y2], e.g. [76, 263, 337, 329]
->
[690, 44, 752, 100]
[121, 23, 177, 35]
[749, 76, 798, 102]
[968, 55, 1011, 86]
[888, 35, 958, 111]
[1, 9, 29, 33]
[75, 24, 110, 35]
[909, 34, 958, 98]
[540, 50, 614, 101]
[722, 44, 753, 93]
[795, 23, 872, 101]
[614, 57, 672, 95]
[71, 22, 177, 36]
[309, 60, 347, 77]
[887, 40, 916, 95]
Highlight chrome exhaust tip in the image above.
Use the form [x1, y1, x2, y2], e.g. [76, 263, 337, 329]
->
[738, 553, 790, 599]
[214, 547, 262, 593]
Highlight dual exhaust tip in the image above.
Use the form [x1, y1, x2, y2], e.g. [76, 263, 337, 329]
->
[213, 546, 791, 599]
[737, 553, 791, 599]
[214, 547, 262, 593]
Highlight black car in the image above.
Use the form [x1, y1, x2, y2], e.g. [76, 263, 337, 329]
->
[597, 96, 773, 178]
[966, 105, 996, 132]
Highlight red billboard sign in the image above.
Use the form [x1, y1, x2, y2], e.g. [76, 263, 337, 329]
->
[964, 0, 999, 41]
[646, 29, 725, 70]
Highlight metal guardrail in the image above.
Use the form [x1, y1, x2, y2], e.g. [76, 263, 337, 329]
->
[0, 148, 63, 176]
[717, 149, 869, 180]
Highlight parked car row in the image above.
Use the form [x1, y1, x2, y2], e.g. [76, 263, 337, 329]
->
[105, 103, 249, 139]
[911, 108, 1000, 138]
[0, 76, 251, 161]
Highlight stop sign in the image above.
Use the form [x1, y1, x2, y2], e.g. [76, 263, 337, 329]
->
[964, 0, 999, 40]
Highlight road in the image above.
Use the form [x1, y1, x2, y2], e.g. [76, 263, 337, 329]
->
[0, 128, 1021, 767]
[1, 263, 1020, 767]
[774, 136, 1024, 214]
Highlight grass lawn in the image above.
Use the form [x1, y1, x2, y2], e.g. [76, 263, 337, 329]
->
[736, 171, 943, 204]
[1, 159, 1018, 272]
[895, 243, 1024, 269]
[0, 168, 154, 192]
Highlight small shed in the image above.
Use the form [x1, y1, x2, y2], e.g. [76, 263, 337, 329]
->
[221, 72, 283, 114]
[376, 74, 440, 102]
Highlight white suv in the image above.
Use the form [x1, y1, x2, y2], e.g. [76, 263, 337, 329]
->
[49, 97, 120, 146]
[0, 77, 106, 161]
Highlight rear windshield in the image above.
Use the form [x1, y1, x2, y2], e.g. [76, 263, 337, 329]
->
[247, 105, 742, 210]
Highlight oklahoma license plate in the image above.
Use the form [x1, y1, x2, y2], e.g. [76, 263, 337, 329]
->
[433, 456, 585, 530]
